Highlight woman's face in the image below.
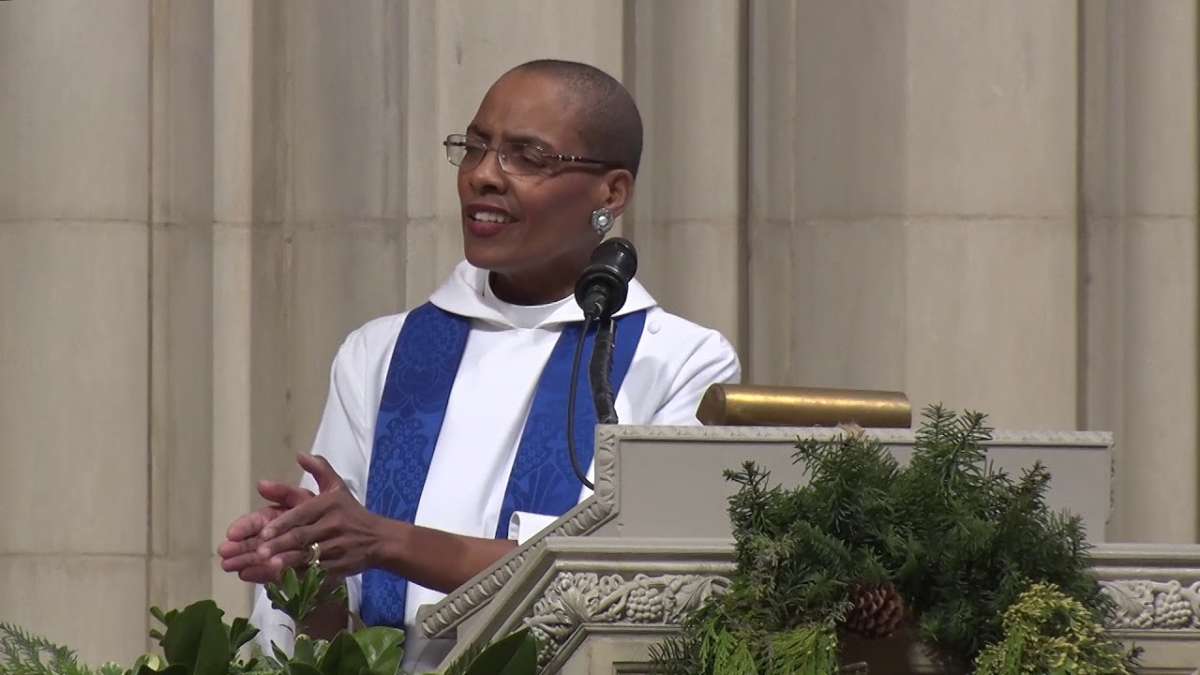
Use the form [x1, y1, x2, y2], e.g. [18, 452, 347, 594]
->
[457, 70, 628, 302]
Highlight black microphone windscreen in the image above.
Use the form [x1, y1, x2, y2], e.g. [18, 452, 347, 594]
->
[589, 237, 638, 280]
[574, 238, 639, 319]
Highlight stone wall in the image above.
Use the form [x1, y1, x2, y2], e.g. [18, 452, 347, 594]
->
[0, 0, 1195, 665]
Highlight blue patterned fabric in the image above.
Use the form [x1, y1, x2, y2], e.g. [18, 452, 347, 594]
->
[360, 303, 470, 627]
[494, 311, 646, 539]
[359, 303, 647, 628]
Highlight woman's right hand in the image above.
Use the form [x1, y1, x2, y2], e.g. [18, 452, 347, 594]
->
[217, 480, 315, 584]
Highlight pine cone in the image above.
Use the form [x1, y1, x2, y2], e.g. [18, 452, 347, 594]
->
[843, 582, 906, 639]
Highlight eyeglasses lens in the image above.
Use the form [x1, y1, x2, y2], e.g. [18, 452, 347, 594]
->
[445, 143, 467, 167]
[500, 143, 549, 175]
[444, 136, 552, 176]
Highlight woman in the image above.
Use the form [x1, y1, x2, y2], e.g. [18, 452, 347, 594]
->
[218, 59, 740, 670]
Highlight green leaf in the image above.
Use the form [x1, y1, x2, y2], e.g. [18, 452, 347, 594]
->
[303, 571, 322, 601]
[149, 607, 181, 648]
[350, 628, 404, 675]
[286, 662, 323, 675]
[291, 637, 318, 667]
[229, 619, 259, 654]
[266, 566, 346, 627]
[495, 636, 536, 675]
[284, 570, 300, 597]
[315, 633, 367, 675]
[161, 601, 233, 675]
[460, 629, 537, 675]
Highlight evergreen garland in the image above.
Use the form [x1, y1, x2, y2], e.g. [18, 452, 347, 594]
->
[651, 405, 1128, 674]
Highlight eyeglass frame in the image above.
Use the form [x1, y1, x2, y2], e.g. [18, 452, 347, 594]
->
[443, 133, 624, 176]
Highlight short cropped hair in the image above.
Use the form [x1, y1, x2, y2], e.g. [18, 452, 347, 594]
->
[509, 59, 644, 178]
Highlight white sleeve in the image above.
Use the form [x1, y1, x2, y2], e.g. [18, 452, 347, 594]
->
[308, 331, 373, 502]
[250, 332, 372, 654]
[651, 329, 741, 425]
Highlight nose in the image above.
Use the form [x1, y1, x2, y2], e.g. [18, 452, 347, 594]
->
[465, 146, 507, 195]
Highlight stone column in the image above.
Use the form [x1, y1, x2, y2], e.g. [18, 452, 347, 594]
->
[147, 0, 216, 629]
[1081, 0, 1199, 543]
[749, 0, 1079, 431]
[626, 0, 746, 351]
[0, 0, 152, 664]
[210, 0, 258, 619]
[210, 0, 413, 615]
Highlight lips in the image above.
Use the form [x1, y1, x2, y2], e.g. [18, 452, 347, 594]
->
[464, 203, 518, 238]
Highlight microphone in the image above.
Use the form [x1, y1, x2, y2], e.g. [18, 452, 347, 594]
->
[574, 238, 638, 321]
[565, 238, 639, 491]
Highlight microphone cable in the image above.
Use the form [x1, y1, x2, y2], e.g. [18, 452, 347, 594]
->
[567, 318, 595, 490]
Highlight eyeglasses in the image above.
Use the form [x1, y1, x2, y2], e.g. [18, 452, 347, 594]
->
[443, 134, 621, 176]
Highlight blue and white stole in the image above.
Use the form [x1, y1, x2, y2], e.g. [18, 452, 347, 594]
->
[359, 302, 647, 627]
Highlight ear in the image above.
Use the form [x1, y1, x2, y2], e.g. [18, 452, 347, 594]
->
[597, 169, 635, 217]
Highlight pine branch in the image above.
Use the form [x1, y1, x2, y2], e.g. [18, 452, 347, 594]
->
[658, 405, 1117, 672]
[0, 623, 83, 675]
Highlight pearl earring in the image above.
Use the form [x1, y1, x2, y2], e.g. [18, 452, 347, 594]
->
[591, 207, 614, 236]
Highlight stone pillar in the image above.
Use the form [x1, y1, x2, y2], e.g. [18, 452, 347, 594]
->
[0, 0, 151, 664]
[1081, 0, 1199, 542]
[210, 0, 258, 620]
[626, 0, 746, 350]
[900, 0, 1078, 429]
[749, 0, 1079, 430]
[147, 0, 216, 630]
[210, 0, 414, 614]
[272, 0, 412, 485]
[750, 0, 910, 386]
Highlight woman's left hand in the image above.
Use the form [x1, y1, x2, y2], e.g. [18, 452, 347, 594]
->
[256, 454, 384, 580]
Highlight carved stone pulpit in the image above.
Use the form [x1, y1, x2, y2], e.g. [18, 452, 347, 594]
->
[419, 426, 1200, 673]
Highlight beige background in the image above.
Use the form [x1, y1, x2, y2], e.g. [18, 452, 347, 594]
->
[0, 0, 1196, 665]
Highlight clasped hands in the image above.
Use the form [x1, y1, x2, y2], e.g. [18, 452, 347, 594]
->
[218, 454, 382, 584]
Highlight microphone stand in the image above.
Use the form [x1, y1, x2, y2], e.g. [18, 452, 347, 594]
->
[566, 316, 619, 492]
[589, 318, 619, 425]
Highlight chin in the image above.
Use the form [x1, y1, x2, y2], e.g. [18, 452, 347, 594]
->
[462, 240, 514, 273]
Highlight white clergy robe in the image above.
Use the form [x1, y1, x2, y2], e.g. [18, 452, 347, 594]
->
[251, 260, 741, 670]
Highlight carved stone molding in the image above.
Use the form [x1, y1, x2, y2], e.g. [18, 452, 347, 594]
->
[522, 573, 1200, 672]
[525, 571, 730, 670]
[1102, 580, 1200, 629]
[1092, 543, 1200, 635]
